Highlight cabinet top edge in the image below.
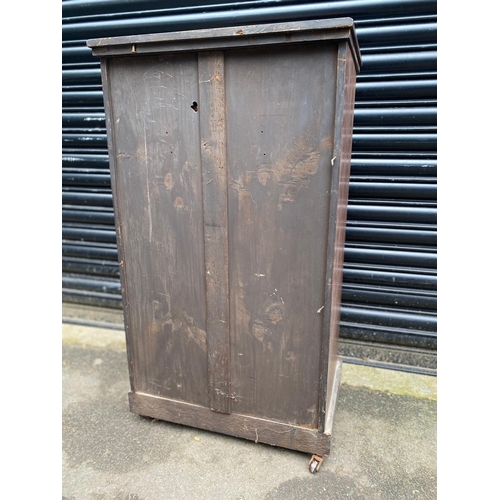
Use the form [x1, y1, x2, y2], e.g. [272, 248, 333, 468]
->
[87, 17, 361, 71]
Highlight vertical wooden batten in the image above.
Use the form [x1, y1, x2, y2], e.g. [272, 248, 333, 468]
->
[198, 51, 231, 414]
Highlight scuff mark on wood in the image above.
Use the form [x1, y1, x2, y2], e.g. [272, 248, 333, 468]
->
[164, 172, 175, 190]
[272, 135, 332, 210]
[174, 196, 185, 211]
[252, 323, 267, 342]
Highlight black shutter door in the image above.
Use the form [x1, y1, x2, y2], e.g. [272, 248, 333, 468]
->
[62, 0, 437, 365]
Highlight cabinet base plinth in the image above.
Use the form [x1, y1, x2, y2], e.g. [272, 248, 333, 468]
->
[129, 391, 332, 456]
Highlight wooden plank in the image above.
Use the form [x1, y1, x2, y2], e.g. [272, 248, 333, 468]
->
[198, 51, 231, 414]
[100, 58, 136, 393]
[90, 29, 352, 58]
[107, 53, 209, 407]
[87, 18, 355, 47]
[129, 391, 332, 456]
[225, 44, 336, 428]
[87, 19, 359, 65]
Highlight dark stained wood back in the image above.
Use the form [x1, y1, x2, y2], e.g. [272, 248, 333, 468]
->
[90, 18, 361, 455]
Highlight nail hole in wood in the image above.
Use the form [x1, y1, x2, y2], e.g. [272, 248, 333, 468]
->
[191, 101, 198, 112]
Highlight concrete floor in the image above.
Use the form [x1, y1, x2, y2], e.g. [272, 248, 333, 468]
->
[62, 322, 437, 500]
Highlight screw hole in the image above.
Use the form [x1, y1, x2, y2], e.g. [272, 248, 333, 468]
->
[191, 101, 198, 112]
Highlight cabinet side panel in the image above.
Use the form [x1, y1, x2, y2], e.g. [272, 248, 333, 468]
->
[226, 44, 336, 427]
[107, 54, 209, 407]
[100, 58, 136, 392]
[324, 44, 358, 428]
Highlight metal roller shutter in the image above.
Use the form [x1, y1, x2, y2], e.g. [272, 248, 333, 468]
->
[62, 0, 437, 366]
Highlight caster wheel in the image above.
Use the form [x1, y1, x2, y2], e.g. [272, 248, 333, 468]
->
[308, 454, 324, 473]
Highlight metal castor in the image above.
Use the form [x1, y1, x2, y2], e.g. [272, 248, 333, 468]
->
[308, 454, 324, 473]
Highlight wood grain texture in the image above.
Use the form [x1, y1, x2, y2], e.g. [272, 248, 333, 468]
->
[198, 51, 231, 414]
[225, 44, 336, 428]
[107, 54, 209, 406]
[100, 58, 136, 392]
[129, 391, 332, 455]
